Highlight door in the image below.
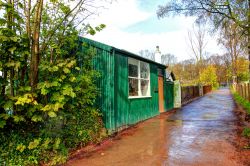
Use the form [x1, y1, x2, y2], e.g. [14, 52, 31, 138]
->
[158, 76, 164, 113]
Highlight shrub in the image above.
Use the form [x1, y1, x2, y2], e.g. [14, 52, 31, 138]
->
[0, 51, 104, 165]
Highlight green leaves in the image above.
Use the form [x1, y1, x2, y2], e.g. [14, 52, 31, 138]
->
[86, 24, 106, 35]
[31, 115, 43, 122]
[62, 84, 75, 98]
[0, 119, 6, 128]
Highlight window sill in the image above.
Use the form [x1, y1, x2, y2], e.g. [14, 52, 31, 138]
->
[128, 96, 152, 99]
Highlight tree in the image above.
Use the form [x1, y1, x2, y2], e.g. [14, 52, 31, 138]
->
[139, 49, 155, 61]
[218, 21, 247, 77]
[200, 65, 219, 89]
[206, 54, 231, 85]
[187, 23, 208, 63]
[172, 59, 198, 85]
[161, 53, 177, 67]
[157, 0, 250, 72]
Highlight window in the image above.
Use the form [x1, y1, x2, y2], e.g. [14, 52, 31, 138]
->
[128, 58, 150, 98]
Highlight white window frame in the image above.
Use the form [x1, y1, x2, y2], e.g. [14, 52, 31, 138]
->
[128, 58, 151, 99]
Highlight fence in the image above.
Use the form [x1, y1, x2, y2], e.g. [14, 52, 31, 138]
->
[234, 83, 250, 101]
[203, 85, 212, 95]
[181, 85, 212, 105]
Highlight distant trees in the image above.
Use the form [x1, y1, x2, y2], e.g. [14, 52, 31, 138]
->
[139, 49, 155, 61]
[171, 59, 197, 85]
[161, 53, 177, 67]
[157, 0, 250, 75]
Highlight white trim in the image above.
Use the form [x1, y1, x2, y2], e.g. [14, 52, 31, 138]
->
[128, 58, 151, 98]
[128, 96, 152, 99]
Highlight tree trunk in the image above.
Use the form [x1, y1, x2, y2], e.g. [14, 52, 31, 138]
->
[30, 0, 43, 91]
[21, 0, 31, 86]
[1, 70, 7, 96]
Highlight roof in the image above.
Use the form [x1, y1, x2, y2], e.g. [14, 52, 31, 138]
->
[79, 36, 166, 68]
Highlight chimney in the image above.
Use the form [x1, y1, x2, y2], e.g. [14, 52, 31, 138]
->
[155, 46, 161, 64]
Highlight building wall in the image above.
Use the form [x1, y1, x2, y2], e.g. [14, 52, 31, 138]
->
[92, 48, 116, 130]
[164, 81, 174, 111]
[79, 37, 167, 132]
[114, 52, 160, 130]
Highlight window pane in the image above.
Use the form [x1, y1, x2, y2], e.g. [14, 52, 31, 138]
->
[129, 78, 138, 96]
[128, 64, 138, 77]
[140, 62, 149, 79]
[141, 80, 149, 96]
[128, 58, 139, 77]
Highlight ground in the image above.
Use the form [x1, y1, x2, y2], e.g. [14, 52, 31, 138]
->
[66, 88, 250, 166]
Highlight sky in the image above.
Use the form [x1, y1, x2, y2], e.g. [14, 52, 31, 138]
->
[85, 0, 224, 62]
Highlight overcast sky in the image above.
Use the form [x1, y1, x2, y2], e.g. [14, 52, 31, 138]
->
[85, 0, 224, 62]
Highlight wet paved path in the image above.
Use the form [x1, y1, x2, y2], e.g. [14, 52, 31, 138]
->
[66, 88, 243, 166]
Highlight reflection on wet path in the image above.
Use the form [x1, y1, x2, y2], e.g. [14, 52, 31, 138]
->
[66, 88, 242, 166]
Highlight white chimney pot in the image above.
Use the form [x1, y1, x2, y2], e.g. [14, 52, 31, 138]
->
[155, 46, 161, 64]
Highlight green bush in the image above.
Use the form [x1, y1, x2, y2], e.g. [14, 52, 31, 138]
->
[243, 127, 250, 138]
[232, 92, 250, 114]
[0, 52, 104, 165]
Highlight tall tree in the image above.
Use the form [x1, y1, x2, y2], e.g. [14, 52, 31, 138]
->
[218, 21, 247, 78]
[157, 0, 250, 72]
[187, 23, 208, 63]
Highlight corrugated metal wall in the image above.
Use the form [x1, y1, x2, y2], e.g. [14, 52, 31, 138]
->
[114, 52, 160, 130]
[164, 81, 174, 111]
[78, 37, 165, 132]
[78, 38, 116, 131]
[93, 48, 115, 130]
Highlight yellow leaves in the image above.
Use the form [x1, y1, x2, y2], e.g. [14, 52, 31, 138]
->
[48, 111, 57, 118]
[75, 67, 80, 71]
[66, 60, 76, 68]
[16, 144, 26, 153]
[28, 139, 41, 150]
[63, 67, 70, 74]
[16, 138, 52, 153]
[41, 138, 52, 150]
[41, 105, 51, 112]
[15, 93, 37, 106]
[69, 76, 76, 82]
[199, 65, 218, 88]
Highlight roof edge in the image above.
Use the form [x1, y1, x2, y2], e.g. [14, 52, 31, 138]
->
[79, 36, 166, 68]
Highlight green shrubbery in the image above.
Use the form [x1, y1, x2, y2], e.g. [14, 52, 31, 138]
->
[0, 1, 107, 164]
[0, 52, 104, 165]
[231, 90, 250, 141]
[232, 92, 250, 115]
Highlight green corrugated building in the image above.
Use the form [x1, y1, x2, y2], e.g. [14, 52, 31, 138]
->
[78, 37, 174, 133]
